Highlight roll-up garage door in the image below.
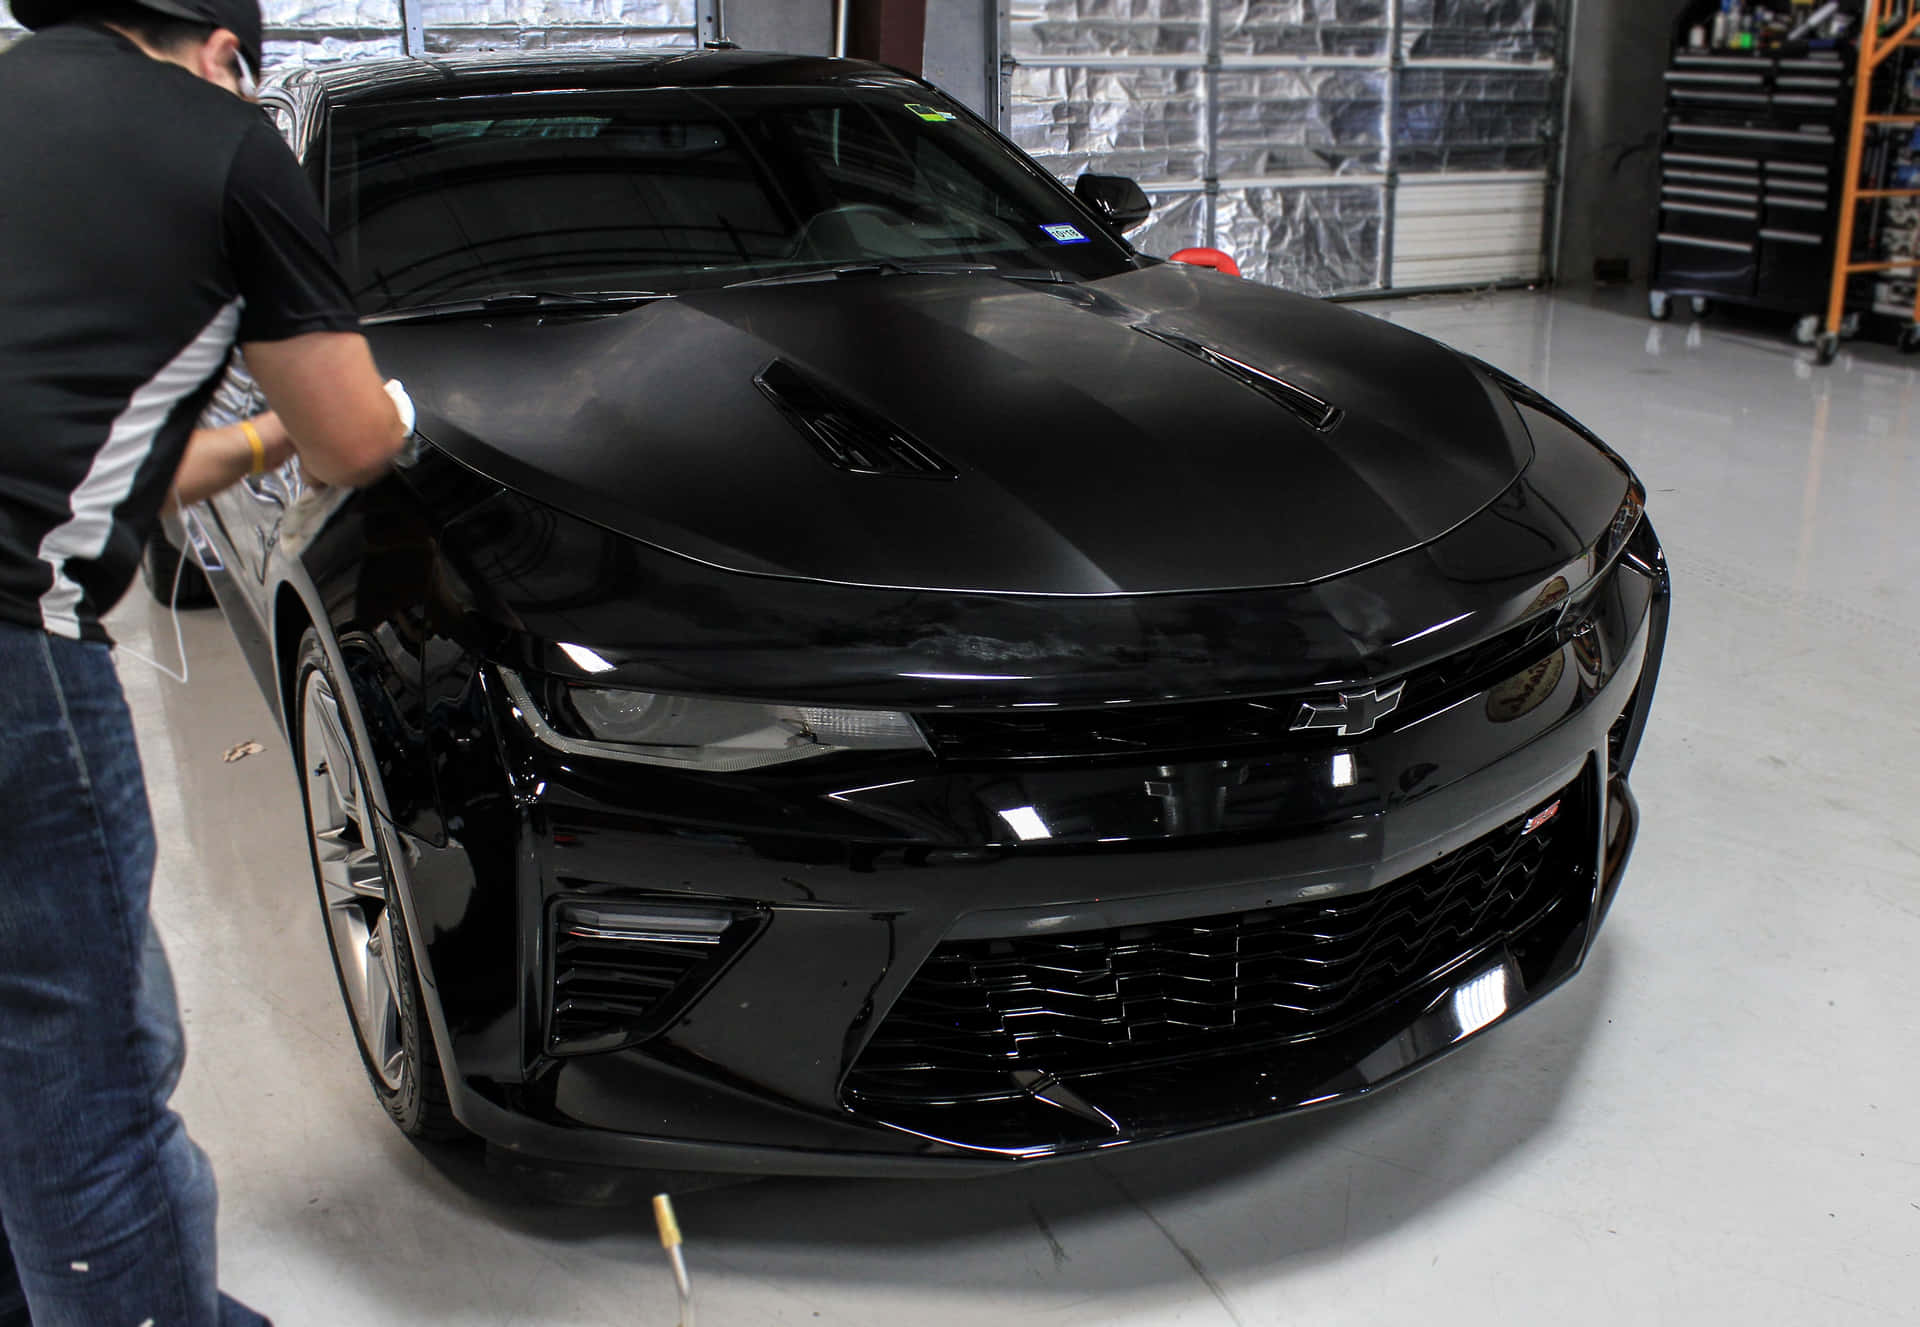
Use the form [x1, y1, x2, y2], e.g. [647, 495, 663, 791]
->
[1000, 0, 1566, 295]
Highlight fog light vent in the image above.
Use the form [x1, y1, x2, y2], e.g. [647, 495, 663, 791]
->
[548, 900, 760, 1055]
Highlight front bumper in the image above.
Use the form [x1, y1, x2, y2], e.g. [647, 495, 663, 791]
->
[404, 528, 1669, 1176]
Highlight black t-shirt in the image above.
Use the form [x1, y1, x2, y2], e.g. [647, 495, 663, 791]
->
[0, 23, 360, 642]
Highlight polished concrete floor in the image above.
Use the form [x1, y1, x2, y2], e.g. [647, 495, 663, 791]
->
[109, 290, 1920, 1325]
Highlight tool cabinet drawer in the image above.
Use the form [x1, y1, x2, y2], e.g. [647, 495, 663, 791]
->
[1656, 233, 1757, 296]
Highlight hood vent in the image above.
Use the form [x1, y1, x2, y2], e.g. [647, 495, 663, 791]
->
[754, 360, 958, 480]
[1136, 327, 1343, 432]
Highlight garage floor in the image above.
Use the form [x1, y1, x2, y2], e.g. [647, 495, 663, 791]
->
[110, 290, 1920, 1326]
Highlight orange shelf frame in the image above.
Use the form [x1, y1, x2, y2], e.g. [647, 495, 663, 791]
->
[1881, 10, 1920, 51]
[1825, 0, 1920, 338]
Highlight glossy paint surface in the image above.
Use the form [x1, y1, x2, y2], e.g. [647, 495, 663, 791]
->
[370, 262, 1528, 595]
[123, 290, 1920, 1324]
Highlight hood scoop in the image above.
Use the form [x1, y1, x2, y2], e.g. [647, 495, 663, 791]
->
[754, 359, 958, 480]
[1136, 327, 1343, 432]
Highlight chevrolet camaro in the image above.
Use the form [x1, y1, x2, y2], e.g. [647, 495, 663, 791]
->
[156, 49, 1670, 1175]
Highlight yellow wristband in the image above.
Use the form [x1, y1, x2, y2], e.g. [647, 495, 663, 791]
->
[240, 418, 267, 476]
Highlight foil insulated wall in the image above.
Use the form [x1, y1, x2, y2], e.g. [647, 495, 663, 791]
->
[1132, 188, 1211, 256]
[1400, 0, 1557, 61]
[1009, 63, 1209, 181]
[1218, 183, 1381, 289]
[1214, 65, 1387, 177]
[1010, 0, 1208, 58]
[1004, 0, 1563, 294]
[1396, 66, 1555, 172]
[419, 0, 696, 54]
[261, 0, 406, 65]
[1218, 0, 1390, 58]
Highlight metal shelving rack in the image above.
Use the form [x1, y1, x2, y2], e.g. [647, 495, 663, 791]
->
[1819, 0, 1920, 361]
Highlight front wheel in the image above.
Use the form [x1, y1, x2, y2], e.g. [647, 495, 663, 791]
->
[1648, 290, 1673, 321]
[294, 630, 464, 1141]
[1815, 332, 1841, 366]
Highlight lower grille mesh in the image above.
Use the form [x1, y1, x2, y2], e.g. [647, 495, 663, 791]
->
[847, 777, 1590, 1106]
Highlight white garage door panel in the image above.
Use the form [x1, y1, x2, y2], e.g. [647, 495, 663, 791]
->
[1393, 175, 1550, 288]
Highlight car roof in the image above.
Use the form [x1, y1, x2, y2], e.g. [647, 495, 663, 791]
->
[270, 49, 920, 108]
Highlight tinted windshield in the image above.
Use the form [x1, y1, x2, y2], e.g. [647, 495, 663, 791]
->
[329, 86, 1136, 313]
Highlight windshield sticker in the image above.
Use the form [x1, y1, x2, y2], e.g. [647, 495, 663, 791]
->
[1040, 223, 1091, 245]
[904, 103, 958, 123]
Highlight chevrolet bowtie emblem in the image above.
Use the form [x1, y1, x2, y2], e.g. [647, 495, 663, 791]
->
[1291, 682, 1406, 737]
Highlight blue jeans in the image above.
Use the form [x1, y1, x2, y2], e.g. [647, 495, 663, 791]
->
[0, 622, 267, 1327]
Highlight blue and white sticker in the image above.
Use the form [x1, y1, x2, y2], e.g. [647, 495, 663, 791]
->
[1040, 223, 1091, 245]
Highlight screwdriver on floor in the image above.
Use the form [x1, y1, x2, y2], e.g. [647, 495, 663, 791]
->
[653, 1192, 695, 1326]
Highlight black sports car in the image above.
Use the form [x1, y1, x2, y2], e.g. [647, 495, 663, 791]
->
[164, 50, 1669, 1175]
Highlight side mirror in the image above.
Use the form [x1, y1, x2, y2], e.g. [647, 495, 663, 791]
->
[1075, 173, 1153, 235]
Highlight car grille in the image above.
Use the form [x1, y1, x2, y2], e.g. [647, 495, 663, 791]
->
[915, 607, 1573, 763]
[845, 775, 1591, 1107]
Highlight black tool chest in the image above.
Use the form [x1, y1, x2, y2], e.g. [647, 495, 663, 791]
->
[1650, 45, 1852, 330]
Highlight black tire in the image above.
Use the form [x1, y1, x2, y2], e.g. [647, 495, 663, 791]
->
[1688, 296, 1711, 319]
[293, 629, 465, 1143]
[1648, 290, 1672, 322]
[1900, 325, 1920, 356]
[141, 528, 216, 609]
[1815, 332, 1840, 366]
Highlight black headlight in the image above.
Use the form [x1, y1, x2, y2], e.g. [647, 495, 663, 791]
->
[1596, 484, 1645, 571]
[497, 667, 930, 772]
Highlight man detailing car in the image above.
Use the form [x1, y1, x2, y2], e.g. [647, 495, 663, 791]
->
[0, 1, 407, 1321]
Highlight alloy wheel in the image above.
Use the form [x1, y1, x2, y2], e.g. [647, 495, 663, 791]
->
[302, 668, 407, 1091]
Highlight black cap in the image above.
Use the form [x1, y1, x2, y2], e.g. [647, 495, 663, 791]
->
[9, 0, 264, 76]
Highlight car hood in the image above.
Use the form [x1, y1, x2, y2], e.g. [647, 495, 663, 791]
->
[370, 262, 1531, 596]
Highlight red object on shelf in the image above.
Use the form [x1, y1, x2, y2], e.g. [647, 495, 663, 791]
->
[1169, 247, 1241, 277]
